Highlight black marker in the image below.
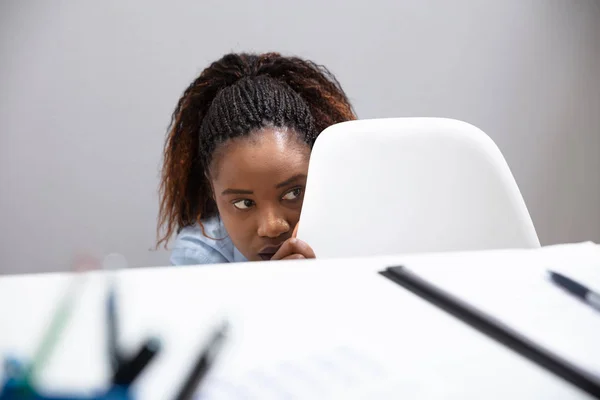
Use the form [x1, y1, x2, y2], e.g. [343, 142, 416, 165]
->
[113, 337, 161, 385]
[174, 321, 228, 400]
[107, 287, 122, 370]
[549, 271, 600, 312]
[103, 253, 127, 371]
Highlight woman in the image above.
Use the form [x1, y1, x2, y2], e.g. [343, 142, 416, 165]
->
[157, 52, 356, 265]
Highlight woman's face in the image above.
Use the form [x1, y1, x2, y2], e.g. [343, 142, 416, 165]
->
[209, 128, 311, 261]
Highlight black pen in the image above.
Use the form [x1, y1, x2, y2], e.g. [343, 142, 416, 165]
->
[113, 337, 161, 385]
[107, 286, 122, 370]
[103, 254, 127, 371]
[549, 271, 600, 312]
[174, 321, 228, 400]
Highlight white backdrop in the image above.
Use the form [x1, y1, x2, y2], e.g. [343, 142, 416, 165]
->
[1, 0, 599, 274]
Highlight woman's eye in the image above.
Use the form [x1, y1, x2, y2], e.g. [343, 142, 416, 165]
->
[233, 199, 254, 210]
[282, 187, 303, 201]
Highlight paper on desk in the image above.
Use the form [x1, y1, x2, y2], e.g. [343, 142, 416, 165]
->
[400, 242, 600, 378]
[195, 344, 396, 399]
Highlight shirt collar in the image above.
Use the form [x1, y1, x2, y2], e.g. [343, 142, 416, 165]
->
[233, 246, 247, 263]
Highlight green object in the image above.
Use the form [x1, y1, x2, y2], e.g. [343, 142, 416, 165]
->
[26, 275, 86, 383]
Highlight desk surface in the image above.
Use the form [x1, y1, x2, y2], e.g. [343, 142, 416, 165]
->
[1, 244, 598, 399]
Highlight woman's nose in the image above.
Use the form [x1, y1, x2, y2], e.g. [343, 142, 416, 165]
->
[257, 208, 290, 238]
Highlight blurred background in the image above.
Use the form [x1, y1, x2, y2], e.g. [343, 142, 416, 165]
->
[1, 0, 598, 274]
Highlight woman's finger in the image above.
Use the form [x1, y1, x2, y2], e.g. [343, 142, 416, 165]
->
[293, 239, 316, 259]
[271, 239, 297, 260]
[271, 238, 316, 260]
[281, 254, 305, 260]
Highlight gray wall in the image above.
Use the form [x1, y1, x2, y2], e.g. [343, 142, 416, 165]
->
[1, 0, 599, 274]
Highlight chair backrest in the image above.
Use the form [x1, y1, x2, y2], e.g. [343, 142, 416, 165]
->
[296, 118, 540, 258]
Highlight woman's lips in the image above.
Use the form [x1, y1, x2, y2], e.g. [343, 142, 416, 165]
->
[258, 245, 282, 260]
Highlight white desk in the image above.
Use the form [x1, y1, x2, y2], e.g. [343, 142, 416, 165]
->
[1, 243, 599, 399]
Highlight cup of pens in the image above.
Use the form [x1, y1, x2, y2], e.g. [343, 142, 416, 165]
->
[0, 254, 228, 400]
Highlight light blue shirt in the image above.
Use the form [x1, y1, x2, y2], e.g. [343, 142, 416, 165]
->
[170, 216, 247, 265]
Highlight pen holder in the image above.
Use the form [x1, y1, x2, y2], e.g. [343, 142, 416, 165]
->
[0, 358, 133, 400]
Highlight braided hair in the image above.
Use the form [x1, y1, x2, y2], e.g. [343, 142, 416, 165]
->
[157, 52, 356, 248]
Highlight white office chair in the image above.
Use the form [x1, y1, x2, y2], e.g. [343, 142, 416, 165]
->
[296, 118, 540, 258]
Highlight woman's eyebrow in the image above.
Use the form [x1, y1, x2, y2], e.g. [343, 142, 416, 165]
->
[275, 174, 307, 189]
[221, 188, 253, 195]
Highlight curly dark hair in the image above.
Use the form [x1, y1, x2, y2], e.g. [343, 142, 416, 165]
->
[157, 52, 356, 248]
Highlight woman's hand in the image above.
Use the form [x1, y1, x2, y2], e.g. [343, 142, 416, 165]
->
[271, 224, 316, 260]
